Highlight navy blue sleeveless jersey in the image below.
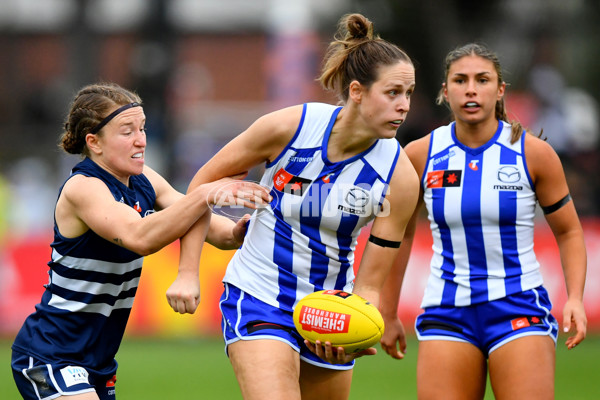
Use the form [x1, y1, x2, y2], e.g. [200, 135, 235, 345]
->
[12, 157, 156, 375]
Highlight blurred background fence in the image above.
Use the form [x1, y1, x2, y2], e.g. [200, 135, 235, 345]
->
[0, 0, 599, 338]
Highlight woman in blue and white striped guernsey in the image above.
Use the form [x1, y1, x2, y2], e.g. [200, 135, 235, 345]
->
[380, 43, 587, 400]
[166, 13, 420, 400]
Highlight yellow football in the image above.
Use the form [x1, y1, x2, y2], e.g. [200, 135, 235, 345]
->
[293, 289, 384, 353]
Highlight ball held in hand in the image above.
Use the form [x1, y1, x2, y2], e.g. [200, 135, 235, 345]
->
[293, 289, 385, 353]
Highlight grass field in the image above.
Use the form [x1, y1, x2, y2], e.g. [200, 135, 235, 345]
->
[2, 335, 599, 399]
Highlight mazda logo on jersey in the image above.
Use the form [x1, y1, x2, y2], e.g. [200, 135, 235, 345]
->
[345, 188, 369, 207]
[338, 187, 370, 215]
[273, 168, 312, 196]
[497, 166, 520, 183]
[426, 170, 462, 188]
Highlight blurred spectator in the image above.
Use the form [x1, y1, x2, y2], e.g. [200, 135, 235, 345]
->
[564, 88, 600, 153]
[6, 157, 56, 237]
[528, 64, 572, 155]
[527, 64, 600, 215]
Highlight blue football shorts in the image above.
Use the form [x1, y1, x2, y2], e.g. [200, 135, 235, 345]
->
[415, 286, 559, 356]
[11, 350, 117, 400]
[219, 283, 354, 370]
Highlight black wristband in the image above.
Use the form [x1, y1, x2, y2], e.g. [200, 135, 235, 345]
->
[368, 234, 401, 248]
[541, 193, 572, 215]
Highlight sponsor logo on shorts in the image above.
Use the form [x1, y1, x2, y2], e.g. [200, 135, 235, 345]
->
[60, 366, 90, 387]
[299, 305, 350, 334]
[510, 316, 545, 330]
[106, 375, 117, 387]
[106, 375, 117, 395]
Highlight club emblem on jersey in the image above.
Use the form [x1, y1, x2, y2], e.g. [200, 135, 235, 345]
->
[497, 165, 520, 183]
[426, 170, 462, 188]
[273, 168, 312, 196]
[133, 201, 142, 213]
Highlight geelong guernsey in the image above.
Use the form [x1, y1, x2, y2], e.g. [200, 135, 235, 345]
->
[420, 121, 543, 308]
[224, 102, 400, 312]
[12, 157, 156, 375]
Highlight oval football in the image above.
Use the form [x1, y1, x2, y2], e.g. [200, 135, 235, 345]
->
[293, 289, 385, 353]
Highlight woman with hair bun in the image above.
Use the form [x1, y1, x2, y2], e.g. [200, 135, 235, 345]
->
[11, 82, 269, 400]
[167, 13, 419, 399]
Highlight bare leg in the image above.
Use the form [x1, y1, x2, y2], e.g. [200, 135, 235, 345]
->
[417, 340, 487, 400]
[57, 393, 99, 399]
[489, 335, 555, 400]
[228, 339, 301, 400]
[300, 360, 353, 400]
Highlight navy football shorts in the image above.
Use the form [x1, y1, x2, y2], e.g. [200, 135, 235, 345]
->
[219, 283, 354, 370]
[11, 350, 117, 400]
[415, 286, 559, 356]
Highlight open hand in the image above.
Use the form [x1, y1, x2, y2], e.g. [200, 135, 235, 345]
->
[304, 339, 377, 365]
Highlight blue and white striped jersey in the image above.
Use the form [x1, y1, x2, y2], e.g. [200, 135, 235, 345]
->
[420, 121, 543, 308]
[224, 102, 400, 311]
[12, 157, 156, 375]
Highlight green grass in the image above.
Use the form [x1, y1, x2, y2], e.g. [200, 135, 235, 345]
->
[3, 335, 599, 399]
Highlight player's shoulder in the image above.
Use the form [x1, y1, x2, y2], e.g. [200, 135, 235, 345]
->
[259, 104, 305, 127]
[524, 132, 556, 154]
[61, 173, 111, 205]
[524, 132, 561, 165]
[524, 132, 563, 178]
[404, 134, 431, 156]
[249, 104, 305, 144]
[403, 133, 431, 176]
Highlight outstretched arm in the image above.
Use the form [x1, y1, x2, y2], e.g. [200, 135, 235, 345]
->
[167, 106, 303, 314]
[58, 166, 265, 257]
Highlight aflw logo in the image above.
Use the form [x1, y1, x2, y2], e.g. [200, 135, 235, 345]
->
[299, 306, 350, 334]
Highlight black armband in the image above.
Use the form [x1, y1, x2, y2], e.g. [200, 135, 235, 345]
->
[368, 234, 401, 248]
[541, 193, 572, 215]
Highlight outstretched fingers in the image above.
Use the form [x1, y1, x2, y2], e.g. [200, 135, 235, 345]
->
[208, 179, 272, 209]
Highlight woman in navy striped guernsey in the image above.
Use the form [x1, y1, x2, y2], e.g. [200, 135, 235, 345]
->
[11, 82, 270, 400]
[166, 13, 420, 400]
[380, 43, 588, 399]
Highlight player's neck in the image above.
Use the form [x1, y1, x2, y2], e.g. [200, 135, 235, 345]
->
[454, 118, 498, 148]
